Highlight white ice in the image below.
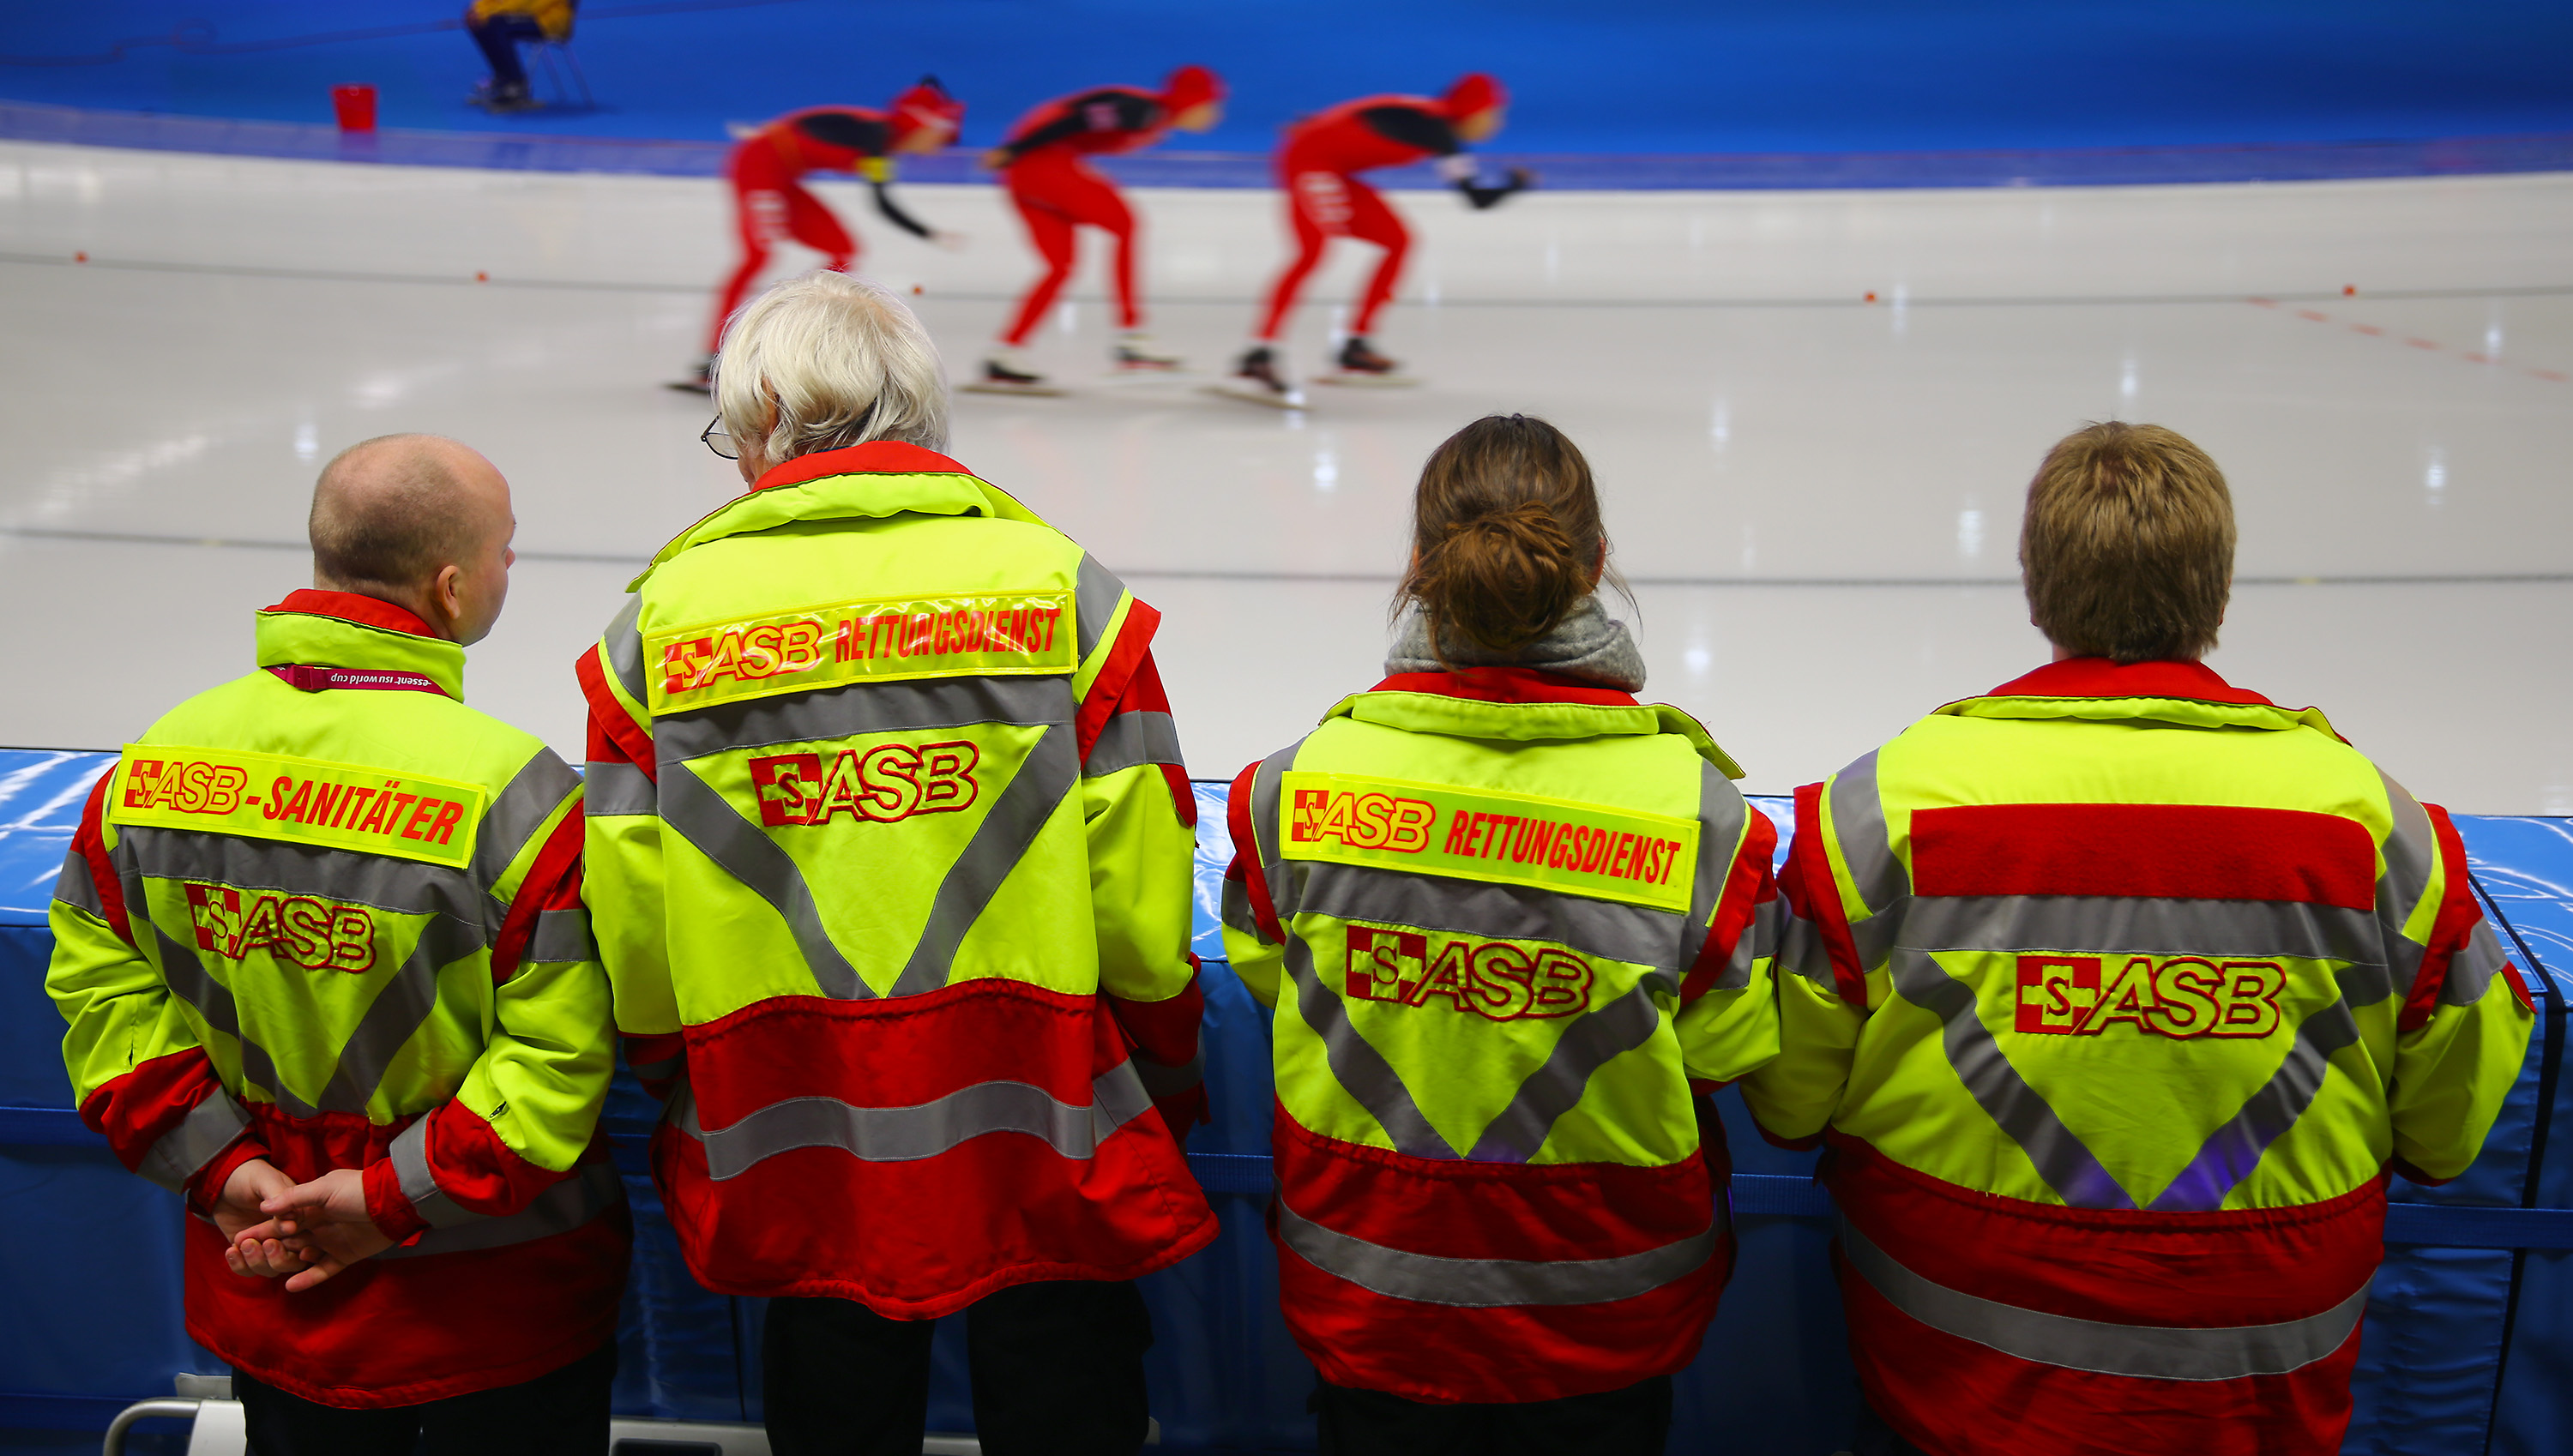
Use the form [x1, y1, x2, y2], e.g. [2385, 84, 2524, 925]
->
[0, 142, 2565, 809]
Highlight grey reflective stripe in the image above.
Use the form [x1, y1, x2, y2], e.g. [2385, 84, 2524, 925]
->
[1249, 740, 1305, 918]
[655, 675, 1068, 763]
[136, 1092, 251, 1193]
[1707, 911, 1765, 995]
[1465, 978, 1667, 1162]
[377, 1160, 625, 1260]
[2443, 921, 2514, 1007]
[117, 826, 488, 928]
[527, 907, 594, 966]
[1220, 877, 1268, 940]
[1283, 934, 1459, 1160]
[1889, 948, 2134, 1210]
[1276, 1196, 1716, 1309]
[657, 763, 869, 999]
[1841, 1222, 2369, 1381]
[1678, 765, 1748, 972]
[1075, 554, 1128, 661]
[683, 1065, 1154, 1181]
[2376, 773, 2438, 996]
[389, 1116, 481, 1230]
[1776, 915, 1841, 989]
[1901, 895, 2385, 967]
[1829, 751, 1909, 915]
[1084, 711, 1184, 778]
[1132, 1049, 1204, 1100]
[604, 597, 648, 707]
[54, 848, 105, 917]
[468, 754, 582, 898]
[2148, 972, 2370, 1212]
[311, 916, 488, 1113]
[1293, 861, 1683, 971]
[582, 761, 657, 818]
[144, 919, 322, 1120]
[889, 725, 1080, 997]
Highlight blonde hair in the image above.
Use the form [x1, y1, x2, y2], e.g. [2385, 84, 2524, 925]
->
[714, 271, 949, 465]
[1395, 415, 1618, 659]
[2020, 421, 2235, 663]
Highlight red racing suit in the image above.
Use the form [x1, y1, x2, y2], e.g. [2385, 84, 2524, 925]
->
[707, 108, 942, 355]
[1255, 94, 1517, 342]
[991, 87, 1178, 345]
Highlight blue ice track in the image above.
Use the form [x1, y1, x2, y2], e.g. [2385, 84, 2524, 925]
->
[1, 1, 2570, 187]
[4, 753, 2571, 1452]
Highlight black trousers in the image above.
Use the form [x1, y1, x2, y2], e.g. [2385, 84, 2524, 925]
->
[467, 12, 545, 90]
[1850, 1393, 1937, 1456]
[1312, 1374, 1673, 1456]
[234, 1339, 613, 1456]
[764, 1280, 1154, 1456]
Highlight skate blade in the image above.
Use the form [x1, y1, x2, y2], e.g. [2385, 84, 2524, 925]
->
[664, 379, 713, 395]
[1096, 367, 1206, 386]
[1202, 381, 1306, 410]
[960, 381, 1070, 398]
[1311, 370, 1419, 388]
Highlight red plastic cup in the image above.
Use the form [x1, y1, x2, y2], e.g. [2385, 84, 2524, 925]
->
[331, 84, 378, 132]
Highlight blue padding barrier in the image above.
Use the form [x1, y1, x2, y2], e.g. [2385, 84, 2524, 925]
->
[6, 99, 2573, 191]
[5, 749, 2570, 1451]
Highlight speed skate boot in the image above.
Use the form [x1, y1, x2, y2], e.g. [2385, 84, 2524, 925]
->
[666, 354, 714, 395]
[1111, 332, 1185, 371]
[1206, 345, 1301, 408]
[1317, 334, 1415, 387]
[962, 348, 1064, 396]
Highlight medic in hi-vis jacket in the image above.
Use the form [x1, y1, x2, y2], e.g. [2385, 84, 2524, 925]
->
[49, 436, 623, 1443]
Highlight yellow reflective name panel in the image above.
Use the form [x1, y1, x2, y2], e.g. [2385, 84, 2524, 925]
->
[107, 745, 485, 869]
[646, 591, 1076, 714]
[1279, 770, 1697, 912]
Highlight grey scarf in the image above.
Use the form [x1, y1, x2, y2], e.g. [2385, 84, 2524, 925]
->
[1385, 597, 1647, 691]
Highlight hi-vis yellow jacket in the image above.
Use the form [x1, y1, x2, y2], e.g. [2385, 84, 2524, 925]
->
[577, 442, 1214, 1315]
[1223, 666, 1781, 1404]
[1744, 659, 2533, 1456]
[47, 590, 624, 1409]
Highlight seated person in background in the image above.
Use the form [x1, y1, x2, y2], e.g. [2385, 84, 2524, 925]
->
[1222, 414, 1781, 1454]
[47, 435, 626, 1455]
[1744, 422, 2534, 1456]
[465, 0, 576, 113]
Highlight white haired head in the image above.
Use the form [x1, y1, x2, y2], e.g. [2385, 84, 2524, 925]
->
[714, 271, 949, 469]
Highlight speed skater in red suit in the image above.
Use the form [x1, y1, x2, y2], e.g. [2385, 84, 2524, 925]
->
[973, 65, 1226, 392]
[682, 77, 966, 391]
[1229, 74, 1530, 399]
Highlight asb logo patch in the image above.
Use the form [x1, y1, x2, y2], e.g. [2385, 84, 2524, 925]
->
[184, 883, 375, 973]
[1291, 788, 1436, 853]
[1343, 924, 1594, 1021]
[2016, 954, 2288, 1038]
[747, 741, 980, 827]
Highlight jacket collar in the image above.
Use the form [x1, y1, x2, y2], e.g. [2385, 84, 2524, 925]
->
[1373, 665, 1641, 707]
[1937, 657, 2341, 738]
[1327, 671, 1744, 779]
[632, 442, 1057, 590]
[256, 590, 465, 699]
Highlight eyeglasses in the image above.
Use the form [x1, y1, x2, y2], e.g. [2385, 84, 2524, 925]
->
[702, 417, 738, 460]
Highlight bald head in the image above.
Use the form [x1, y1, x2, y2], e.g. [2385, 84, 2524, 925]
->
[310, 434, 516, 645]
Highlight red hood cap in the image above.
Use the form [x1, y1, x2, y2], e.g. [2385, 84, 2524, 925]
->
[1160, 64, 1224, 114]
[1441, 72, 1506, 121]
[888, 75, 964, 147]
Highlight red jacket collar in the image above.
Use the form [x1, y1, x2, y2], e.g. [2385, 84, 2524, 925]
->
[752, 441, 975, 492]
[1373, 666, 1641, 707]
[262, 588, 437, 639]
[1981, 657, 2276, 707]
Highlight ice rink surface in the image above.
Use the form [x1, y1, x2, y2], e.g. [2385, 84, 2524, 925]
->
[0, 141, 2566, 810]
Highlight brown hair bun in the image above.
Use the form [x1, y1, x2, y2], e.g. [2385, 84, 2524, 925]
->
[1397, 415, 1618, 659]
